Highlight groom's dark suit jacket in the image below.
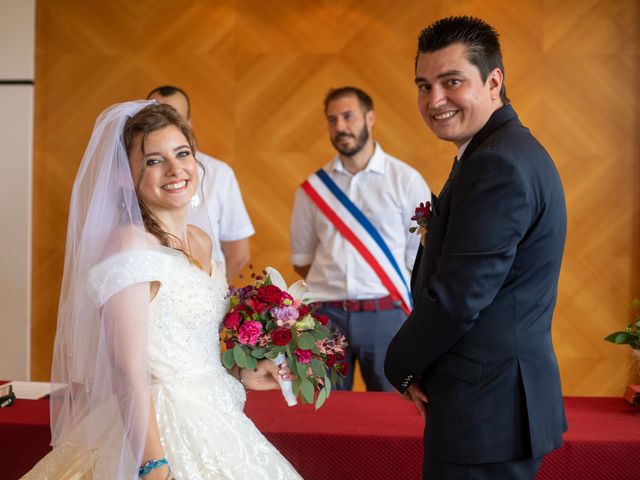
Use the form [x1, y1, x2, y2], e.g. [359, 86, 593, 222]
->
[385, 104, 567, 464]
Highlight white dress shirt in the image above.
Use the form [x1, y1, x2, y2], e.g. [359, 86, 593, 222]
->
[189, 152, 255, 263]
[290, 143, 430, 301]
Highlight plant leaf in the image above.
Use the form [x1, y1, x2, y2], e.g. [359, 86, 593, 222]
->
[315, 386, 328, 410]
[221, 349, 235, 370]
[251, 347, 266, 359]
[245, 355, 258, 370]
[292, 377, 301, 397]
[298, 333, 316, 350]
[296, 361, 308, 378]
[605, 332, 634, 344]
[310, 359, 324, 377]
[300, 378, 315, 404]
[233, 345, 247, 368]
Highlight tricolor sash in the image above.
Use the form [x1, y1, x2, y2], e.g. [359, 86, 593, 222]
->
[301, 169, 412, 315]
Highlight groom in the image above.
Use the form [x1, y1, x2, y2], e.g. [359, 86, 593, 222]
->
[384, 16, 567, 479]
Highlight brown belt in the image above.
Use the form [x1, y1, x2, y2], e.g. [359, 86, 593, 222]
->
[320, 295, 401, 312]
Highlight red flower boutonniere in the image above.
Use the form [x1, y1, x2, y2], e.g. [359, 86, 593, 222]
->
[409, 202, 432, 246]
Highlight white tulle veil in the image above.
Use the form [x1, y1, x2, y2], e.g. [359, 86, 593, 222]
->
[48, 100, 161, 478]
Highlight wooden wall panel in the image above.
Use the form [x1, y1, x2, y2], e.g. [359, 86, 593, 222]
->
[33, 0, 639, 396]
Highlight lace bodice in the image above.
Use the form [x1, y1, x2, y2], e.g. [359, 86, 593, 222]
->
[146, 250, 228, 380]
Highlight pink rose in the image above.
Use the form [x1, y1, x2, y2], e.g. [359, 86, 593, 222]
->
[238, 320, 263, 346]
[224, 311, 241, 330]
[294, 348, 313, 364]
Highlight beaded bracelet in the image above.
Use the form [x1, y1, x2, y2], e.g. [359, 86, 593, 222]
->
[139, 457, 169, 478]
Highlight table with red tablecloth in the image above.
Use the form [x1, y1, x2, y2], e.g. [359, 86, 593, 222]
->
[1, 390, 639, 479]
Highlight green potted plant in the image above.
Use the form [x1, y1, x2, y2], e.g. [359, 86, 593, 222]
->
[604, 298, 640, 405]
[605, 298, 640, 350]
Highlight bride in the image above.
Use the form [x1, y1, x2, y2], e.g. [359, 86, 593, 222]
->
[23, 101, 302, 479]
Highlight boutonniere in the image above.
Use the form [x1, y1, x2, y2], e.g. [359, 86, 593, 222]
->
[409, 202, 432, 246]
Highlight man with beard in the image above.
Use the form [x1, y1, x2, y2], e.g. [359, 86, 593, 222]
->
[290, 86, 430, 391]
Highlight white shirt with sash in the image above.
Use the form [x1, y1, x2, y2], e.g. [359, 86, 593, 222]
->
[290, 143, 430, 306]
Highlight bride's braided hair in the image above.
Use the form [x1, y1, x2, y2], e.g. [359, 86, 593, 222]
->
[122, 103, 201, 254]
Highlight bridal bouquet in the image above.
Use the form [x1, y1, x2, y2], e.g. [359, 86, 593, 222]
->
[221, 267, 348, 409]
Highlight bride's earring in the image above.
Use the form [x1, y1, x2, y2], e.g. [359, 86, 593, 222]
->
[190, 193, 201, 208]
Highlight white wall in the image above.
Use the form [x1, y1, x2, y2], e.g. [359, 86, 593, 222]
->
[0, 0, 35, 380]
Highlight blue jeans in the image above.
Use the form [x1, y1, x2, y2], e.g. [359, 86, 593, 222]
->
[318, 305, 405, 392]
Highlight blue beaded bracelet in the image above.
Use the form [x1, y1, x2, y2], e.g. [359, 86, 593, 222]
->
[139, 457, 169, 478]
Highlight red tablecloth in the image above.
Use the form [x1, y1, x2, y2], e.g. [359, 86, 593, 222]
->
[1, 391, 639, 479]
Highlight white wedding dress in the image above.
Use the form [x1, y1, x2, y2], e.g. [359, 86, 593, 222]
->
[23, 247, 302, 479]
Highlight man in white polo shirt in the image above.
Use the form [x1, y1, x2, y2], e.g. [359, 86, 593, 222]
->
[148, 86, 254, 279]
[290, 86, 430, 391]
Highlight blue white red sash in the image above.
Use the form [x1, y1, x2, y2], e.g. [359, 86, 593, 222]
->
[300, 169, 412, 315]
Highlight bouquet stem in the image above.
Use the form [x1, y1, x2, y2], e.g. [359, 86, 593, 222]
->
[272, 352, 297, 406]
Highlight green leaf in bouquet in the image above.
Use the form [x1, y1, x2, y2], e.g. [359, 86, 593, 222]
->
[330, 369, 338, 387]
[312, 325, 331, 340]
[310, 358, 325, 378]
[245, 354, 258, 370]
[265, 320, 277, 331]
[315, 386, 328, 410]
[292, 377, 301, 397]
[251, 347, 267, 359]
[300, 378, 315, 404]
[297, 332, 316, 350]
[296, 360, 308, 379]
[221, 349, 236, 370]
[263, 275, 273, 286]
[264, 348, 281, 360]
[324, 375, 332, 396]
[233, 344, 248, 368]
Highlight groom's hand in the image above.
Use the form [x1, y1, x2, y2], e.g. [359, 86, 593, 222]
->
[401, 383, 429, 419]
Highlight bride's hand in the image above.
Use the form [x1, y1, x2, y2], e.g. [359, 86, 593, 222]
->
[240, 359, 295, 391]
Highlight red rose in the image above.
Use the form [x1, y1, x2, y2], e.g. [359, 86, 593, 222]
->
[326, 354, 336, 367]
[225, 339, 235, 350]
[271, 327, 292, 346]
[337, 362, 349, 376]
[316, 314, 329, 326]
[256, 284, 283, 304]
[294, 348, 313, 364]
[281, 291, 294, 303]
[235, 303, 248, 312]
[224, 311, 241, 330]
[298, 304, 309, 316]
[411, 201, 432, 221]
[249, 299, 270, 314]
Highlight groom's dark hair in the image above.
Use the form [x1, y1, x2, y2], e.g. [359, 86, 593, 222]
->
[416, 16, 509, 104]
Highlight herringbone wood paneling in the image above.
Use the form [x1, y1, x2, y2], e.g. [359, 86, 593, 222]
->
[33, 0, 639, 395]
